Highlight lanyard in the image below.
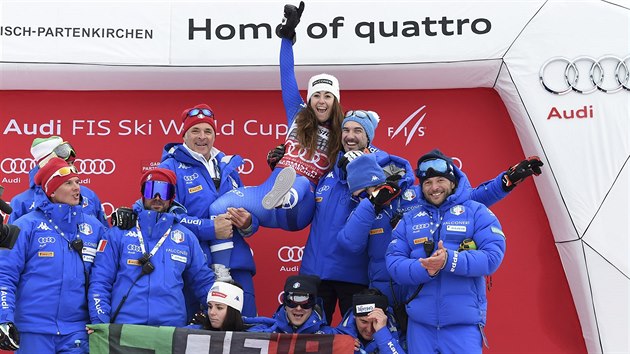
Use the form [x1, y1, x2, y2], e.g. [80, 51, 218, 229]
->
[135, 220, 172, 259]
[47, 217, 79, 247]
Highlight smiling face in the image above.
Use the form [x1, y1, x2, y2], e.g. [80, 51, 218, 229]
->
[207, 301, 228, 330]
[421, 176, 456, 206]
[50, 177, 81, 206]
[342, 121, 369, 152]
[184, 122, 215, 160]
[309, 91, 336, 123]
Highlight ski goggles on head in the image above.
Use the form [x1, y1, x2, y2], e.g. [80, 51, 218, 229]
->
[44, 165, 78, 191]
[142, 180, 175, 200]
[283, 293, 316, 309]
[415, 158, 451, 179]
[53, 142, 77, 161]
[345, 110, 372, 119]
[187, 108, 214, 118]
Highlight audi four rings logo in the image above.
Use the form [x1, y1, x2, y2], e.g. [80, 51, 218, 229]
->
[237, 158, 254, 175]
[1, 157, 116, 174]
[277, 246, 304, 262]
[183, 173, 200, 182]
[540, 55, 630, 95]
[38, 236, 56, 244]
[0, 158, 36, 174]
[74, 159, 116, 175]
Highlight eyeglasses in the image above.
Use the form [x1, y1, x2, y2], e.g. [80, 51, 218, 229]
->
[283, 293, 316, 309]
[142, 181, 175, 200]
[44, 165, 78, 192]
[415, 158, 451, 179]
[187, 108, 214, 118]
[345, 110, 372, 119]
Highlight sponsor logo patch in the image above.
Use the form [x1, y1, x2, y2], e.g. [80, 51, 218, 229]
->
[446, 225, 467, 232]
[38, 251, 54, 257]
[127, 259, 141, 266]
[37, 222, 52, 231]
[369, 228, 384, 235]
[413, 237, 428, 245]
[171, 254, 187, 263]
[188, 185, 203, 194]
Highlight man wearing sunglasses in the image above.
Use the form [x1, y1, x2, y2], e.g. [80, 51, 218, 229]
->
[159, 104, 259, 317]
[0, 158, 107, 353]
[245, 275, 334, 334]
[386, 149, 507, 354]
[88, 168, 215, 328]
[9, 136, 108, 227]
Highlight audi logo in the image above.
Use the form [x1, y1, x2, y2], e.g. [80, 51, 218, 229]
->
[74, 159, 116, 175]
[183, 173, 199, 182]
[38, 236, 56, 244]
[540, 55, 630, 95]
[452, 157, 463, 170]
[127, 244, 142, 252]
[1, 158, 36, 174]
[237, 158, 254, 175]
[277, 291, 285, 305]
[277, 246, 304, 263]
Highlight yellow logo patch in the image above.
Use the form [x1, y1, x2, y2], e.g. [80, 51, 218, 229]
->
[315, 197, 323, 203]
[413, 237, 428, 245]
[127, 259, 141, 266]
[188, 185, 203, 194]
[369, 228, 384, 235]
[38, 251, 54, 257]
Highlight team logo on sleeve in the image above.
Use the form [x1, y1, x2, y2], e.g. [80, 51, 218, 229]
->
[78, 223, 93, 235]
[97, 240, 108, 252]
[170, 230, 185, 243]
[402, 188, 416, 201]
[450, 205, 465, 216]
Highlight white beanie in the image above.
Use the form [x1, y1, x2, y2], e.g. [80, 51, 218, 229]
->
[307, 73, 340, 103]
[207, 282, 244, 313]
[30, 136, 63, 163]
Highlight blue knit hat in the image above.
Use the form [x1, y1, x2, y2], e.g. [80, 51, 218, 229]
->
[343, 110, 380, 144]
[346, 154, 386, 194]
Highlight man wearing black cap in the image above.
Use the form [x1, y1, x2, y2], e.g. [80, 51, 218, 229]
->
[245, 275, 334, 334]
[386, 149, 507, 354]
[335, 289, 405, 354]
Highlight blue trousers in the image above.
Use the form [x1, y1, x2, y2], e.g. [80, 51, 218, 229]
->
[407, 321, 485, 354]
[17, 331, 89, 354]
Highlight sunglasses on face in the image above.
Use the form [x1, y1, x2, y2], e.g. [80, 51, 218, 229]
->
[142, 181, 175, 200]
[44, 165, 78, 191]
[415, 158, 451, 179]
[283, 293, 316, 309]
[187, 108, 214, 118]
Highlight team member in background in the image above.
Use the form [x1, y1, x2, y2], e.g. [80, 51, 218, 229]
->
[386, 149, 507, 354]
[9, 136, 108, 227]
[88, 168, 215, 327]
[0, 157, 106, 353]
[245, 275, 335, 334]
[159, 104, 259, 317]
[335, 289, 405, 354]
[189, 281, 246, 332]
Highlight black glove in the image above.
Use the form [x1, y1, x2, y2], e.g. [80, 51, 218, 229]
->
[502, 156, 544, 191]
[369, 181, 402, 213]
[0, 322, 19, 351]
[189, 310, 208, 326]
[266, 144, 286, 171]
[337, 150, 365, 175]
[110, 207, 137, 230]
[276, 1, 305, 44]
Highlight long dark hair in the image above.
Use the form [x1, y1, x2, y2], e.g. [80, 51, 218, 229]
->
[203, 280, 245, 332]
[295, 98, 344, 167]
